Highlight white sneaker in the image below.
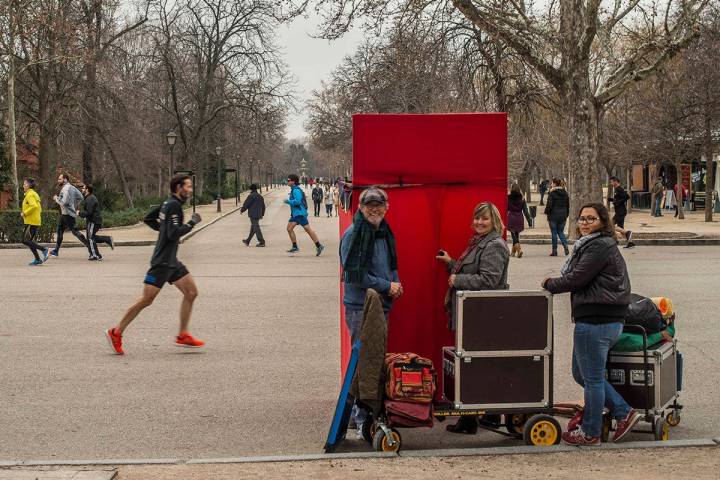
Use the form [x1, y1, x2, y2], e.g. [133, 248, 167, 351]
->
[354, 424, 364, 440]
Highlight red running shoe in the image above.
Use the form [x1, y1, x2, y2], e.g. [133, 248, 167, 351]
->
[567, 408, 584, 432]
[175, 332, 205, 349]
[613, 409, 641, 443]
[562, 428, 600, 446]
[105, 328, 124, 355]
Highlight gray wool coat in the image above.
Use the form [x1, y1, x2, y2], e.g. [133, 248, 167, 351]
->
[445, 231, 510, 329]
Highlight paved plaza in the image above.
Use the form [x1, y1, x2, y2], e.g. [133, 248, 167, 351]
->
[1, 189, 719, 462]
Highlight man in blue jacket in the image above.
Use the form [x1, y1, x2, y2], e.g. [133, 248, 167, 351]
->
[340, 187, 403, 435]
[284, 174, 324, 255]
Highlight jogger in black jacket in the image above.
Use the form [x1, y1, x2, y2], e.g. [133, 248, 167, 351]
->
[105, 174, 205, 355]
[80, 184, 114, 260]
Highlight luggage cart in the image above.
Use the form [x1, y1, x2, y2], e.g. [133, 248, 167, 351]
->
[604, 324, 683, 441]
[368, 290, 564, 451]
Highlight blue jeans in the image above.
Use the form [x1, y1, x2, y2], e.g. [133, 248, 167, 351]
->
[549, 220, 568, 252]
[653, 196, 662, 216]
[572, 321, 632, 437]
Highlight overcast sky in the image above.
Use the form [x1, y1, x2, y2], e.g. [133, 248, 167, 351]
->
[277, 12, 365, 140]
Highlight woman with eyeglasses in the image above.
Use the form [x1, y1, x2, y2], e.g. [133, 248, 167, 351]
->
[542, 203, 638, 446]
[436, 201, 510, 434]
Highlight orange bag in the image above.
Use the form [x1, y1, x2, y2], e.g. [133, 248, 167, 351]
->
[384, 353, 436, 403]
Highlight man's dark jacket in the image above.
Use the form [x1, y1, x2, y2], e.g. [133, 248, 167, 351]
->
[544, 187, 570, 223]
[545, 235, 630, 323]
[241, 191, 266, 219]
[81, 194, 102, 225]
[610, 185, 630, 216]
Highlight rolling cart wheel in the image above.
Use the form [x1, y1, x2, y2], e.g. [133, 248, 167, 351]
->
[523, 414, 561, 446]
[361, 420, 374, 443]
[504, 413, 528, 436]
[373, 428, 401, 452]
[666, 410, 681, 427]
[654, 417, 670, 441]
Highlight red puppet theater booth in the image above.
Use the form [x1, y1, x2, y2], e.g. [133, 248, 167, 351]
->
[339, 113, 508, 378]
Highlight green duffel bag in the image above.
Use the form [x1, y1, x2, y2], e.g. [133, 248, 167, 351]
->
[613, 324, 676, 352]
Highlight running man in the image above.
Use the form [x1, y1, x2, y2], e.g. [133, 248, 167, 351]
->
[48, 173, 88, 257]
[284, 174, 324, 256]
[80, 184, 114, 261]
[105, 174, 204, 355]
[21, 177, 49, 266]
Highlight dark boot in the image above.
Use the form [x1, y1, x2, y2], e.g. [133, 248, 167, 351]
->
[549, 250, 558, 257]
[446, 415, 478, 434]
[563, 244, 569, 256]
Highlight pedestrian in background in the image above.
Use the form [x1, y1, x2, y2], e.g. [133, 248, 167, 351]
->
[323, 183, 334, 217]
[284, 174, 324, 256]
[507, 183, 532, 258]
[673, 183, 687, 218]
[538, 179, 550, 206]
[241, 184, 266, 247]
[332, 183, 340, 216]
[543, 202, 639, 446]
[20, 177, 49, 266]
[608, 176, 635, 248]
[80, 184, 115, 261]
[311, 182, 324, 217]
[651, 179, 664, 217]
[544, 178, 570, 256]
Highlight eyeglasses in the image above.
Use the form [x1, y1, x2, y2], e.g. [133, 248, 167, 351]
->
[577, 216, 599, 224]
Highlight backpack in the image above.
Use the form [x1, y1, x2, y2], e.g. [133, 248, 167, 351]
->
[624, 294, 666, 334]
[299, 189, 308, 210]
[384, 353, 436, 404]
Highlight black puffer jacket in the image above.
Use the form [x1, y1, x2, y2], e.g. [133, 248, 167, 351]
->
[545, 235, 630, 324]
[544, 187, 569, 223]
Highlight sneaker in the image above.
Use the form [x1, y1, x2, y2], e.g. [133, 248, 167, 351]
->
[41, 249, 49, 262]
[89, 256, 99, 261]
[256, 243, 266, 247]
[562, 428, 600, 446]
[612, 409, 641, 443]
[625, 230, 632, 242]
[354, 424, 364, 440]
[28, 259, 43, 266]
[108, 237, 115, 250]
[48, 249, 58, 258]
[316, 244, 325, 257]
[242, 239, 250, 246]
[105, 328, 124, 355]
[623, 242, 636, 249]
[287, 246, 299, 253]
[175, 333, 205, 348]
[567, 409, 584, 432]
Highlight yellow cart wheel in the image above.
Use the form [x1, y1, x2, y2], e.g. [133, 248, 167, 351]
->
[654, 417, 670, 441]
[373, 428, 401, 452]
[666, 410, 681, 427]
[523, 414, 561, 446]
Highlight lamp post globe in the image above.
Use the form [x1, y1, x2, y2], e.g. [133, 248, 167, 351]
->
[166, 130, 177, 175]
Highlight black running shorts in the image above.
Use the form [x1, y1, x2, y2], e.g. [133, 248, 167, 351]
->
[144, 262, 189, 288]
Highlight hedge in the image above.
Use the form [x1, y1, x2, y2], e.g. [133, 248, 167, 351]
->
[0, 208, 148, 243]
[0, 211, 59, 243]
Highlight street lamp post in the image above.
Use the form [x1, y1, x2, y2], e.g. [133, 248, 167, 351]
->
[166, 131, 177, 177]
[215, 146, 222, 213]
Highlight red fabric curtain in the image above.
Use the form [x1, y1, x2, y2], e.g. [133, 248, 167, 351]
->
[340, 114, 508, 388]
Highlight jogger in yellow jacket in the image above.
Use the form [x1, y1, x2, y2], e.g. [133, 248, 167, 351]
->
[21, 178, 49, 265]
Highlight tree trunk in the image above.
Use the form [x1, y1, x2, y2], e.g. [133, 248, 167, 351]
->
[97, 129, 133, 207]
[567, 93, 603, 223]
[7, 47, 19, 208]
[703, 116, 714, 222]
[675, 160, 685, 220]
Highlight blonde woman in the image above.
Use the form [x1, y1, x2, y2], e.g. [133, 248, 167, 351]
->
[436, 202, 510, 434]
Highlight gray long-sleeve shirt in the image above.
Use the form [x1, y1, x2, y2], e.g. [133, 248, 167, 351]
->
[54, 183, 83, 217]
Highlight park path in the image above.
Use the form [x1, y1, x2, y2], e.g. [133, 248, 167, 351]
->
[0, 188, 719, 462]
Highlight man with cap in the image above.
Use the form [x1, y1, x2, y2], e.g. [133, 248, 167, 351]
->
[240, 184, 266, 247]
[340, 186, 403, 436]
